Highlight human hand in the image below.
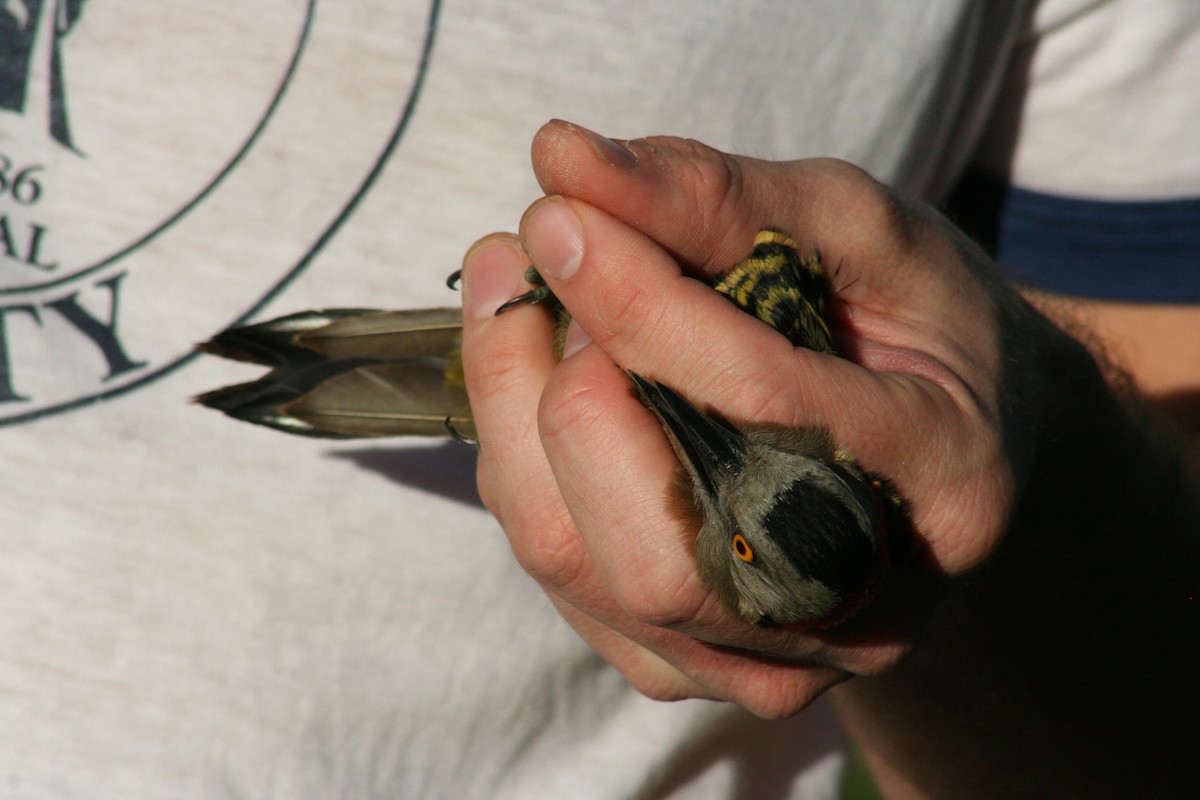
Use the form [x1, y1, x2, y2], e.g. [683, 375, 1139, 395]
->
[457, 120, 1046, 717]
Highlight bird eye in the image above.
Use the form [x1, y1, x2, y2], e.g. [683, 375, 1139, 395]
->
[732, 533, 754, 562]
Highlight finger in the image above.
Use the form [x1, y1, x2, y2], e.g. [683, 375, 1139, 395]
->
[544, 595, 716, 703]
[535, 340, 709, 622]
[531, 119, 776, 275]
[458, 234, 589, 581]
[550, 587, 851, 719]
[518, 194, 885, 438]
[531, 120, 892, 279]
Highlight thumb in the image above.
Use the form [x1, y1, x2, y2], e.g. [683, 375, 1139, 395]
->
[531, 120, 918, 284]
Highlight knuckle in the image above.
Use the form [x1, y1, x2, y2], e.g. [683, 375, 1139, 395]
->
[638, 134, 748, 238]
[816, 158, 926, 254]
[504, 500, 589, 590]
[640, 134, 736, 185]
[814, 634, 912, 678]
[681, 143, 741, 203]
[595, 264, 653, 335]
[679, 147, 748, 234]
[736, 672, 830, 720]
[846, 644, 910, 677]
[518, 535, 589, 591]
[615, 650, 709, 703]
[501, 494, 580, 582]
[612, 569, 700, 630]
[629, 673, 701, 704]
[604, 285, 678, 367]
[537, 373, 605, 445]
[866, 191, 926, 255]
[473, 457, 502, 516]
[475, 450, 588, 592]
[742, 694, 806, 720]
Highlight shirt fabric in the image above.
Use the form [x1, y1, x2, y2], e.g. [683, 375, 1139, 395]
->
[965, 0, 1200, 300]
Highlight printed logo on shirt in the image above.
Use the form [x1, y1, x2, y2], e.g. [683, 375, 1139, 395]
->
[0, 0, 439, 426]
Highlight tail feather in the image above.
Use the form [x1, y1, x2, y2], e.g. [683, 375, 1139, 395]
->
[195, 308, 471, 439]
[196, 308, 462, 365]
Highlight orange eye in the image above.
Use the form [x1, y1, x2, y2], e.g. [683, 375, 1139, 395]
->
[732, 533, 754, 562]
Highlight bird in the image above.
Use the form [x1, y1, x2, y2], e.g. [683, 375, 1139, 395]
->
[196, 229, 904, 627]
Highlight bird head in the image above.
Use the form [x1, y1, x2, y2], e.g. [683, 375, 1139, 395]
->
[630, 373, 888, 627]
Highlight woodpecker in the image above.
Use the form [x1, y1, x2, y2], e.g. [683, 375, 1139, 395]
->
[197, 230, 903, 627]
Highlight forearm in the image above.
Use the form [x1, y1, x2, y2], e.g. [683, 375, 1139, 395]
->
[834, 315, 1200, 798]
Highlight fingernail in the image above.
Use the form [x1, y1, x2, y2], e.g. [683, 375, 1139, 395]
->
[522, 197, 583, 280]
[558, 119, 638, 168]
[560, 319, 592, 359]
[462, 240, 525, 319]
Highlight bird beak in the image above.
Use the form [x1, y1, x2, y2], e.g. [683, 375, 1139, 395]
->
[628, 372, 746, 502]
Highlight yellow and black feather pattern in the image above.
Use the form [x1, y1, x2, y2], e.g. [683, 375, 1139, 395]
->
[711, 229, 833, 354]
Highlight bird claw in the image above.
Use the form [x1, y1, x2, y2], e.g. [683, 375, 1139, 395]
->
[495, 265, 554, 315]
[444, 416, 479, 447]
[495, 284, 553, 315]
[448, 264, 553, 314]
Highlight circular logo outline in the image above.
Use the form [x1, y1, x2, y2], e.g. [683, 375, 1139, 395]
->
[0, 0, 444, 427]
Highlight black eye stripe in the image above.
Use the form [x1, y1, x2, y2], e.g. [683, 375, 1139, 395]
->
[760, 479, 873, 598]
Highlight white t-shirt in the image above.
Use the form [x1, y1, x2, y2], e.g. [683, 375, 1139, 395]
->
[978, 0, 1200, 201]
[1, 1, 1191, 797]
